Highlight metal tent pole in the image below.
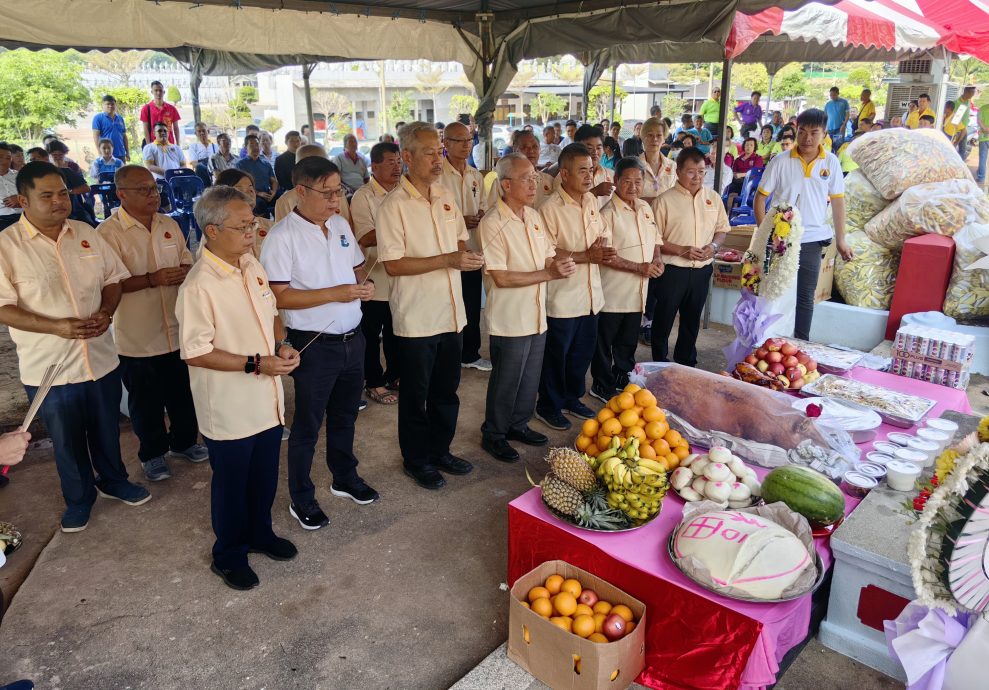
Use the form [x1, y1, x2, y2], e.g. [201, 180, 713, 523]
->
[705, 57, 732, 331]
[302, 62, 316, 138]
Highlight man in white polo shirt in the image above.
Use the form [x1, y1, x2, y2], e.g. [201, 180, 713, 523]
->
[755, 108, 851, 340]
[260, 157, 377, 531]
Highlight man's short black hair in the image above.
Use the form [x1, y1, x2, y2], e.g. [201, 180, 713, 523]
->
[292, 156, 341, 188]
[244, 134, 260, 143]
[676, 146, 706, 169]
[919, 93, 931, 101]
[26, 147, 47, 160]
[558, 143, 591, 171]
[246, 124, 260, 132]
[102, 94, 117, 104]
[150, 80, 164, 89]
[15, 161, 64, 195]
[681, 114, 693, 125]
[0, 142, 10, 154]
[920, 114, 936, 124]
[9, 144, 23, 154]
[830, 86, 840, 93]
[45, 140, 69, 154]
[284, 130, 301, 141]
[751, 91, 762, 98]
[614, 156, 645, 181]
[796, 108, 828, 130]
[566, 119, 577, 127]
[780, 134, 795, 143]
[370, 141, 400, 164]
[215, 168, 252, 188]
[574, 124, 604, 143]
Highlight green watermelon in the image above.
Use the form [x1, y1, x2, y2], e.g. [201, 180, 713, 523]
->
[761, 465, 846, 526]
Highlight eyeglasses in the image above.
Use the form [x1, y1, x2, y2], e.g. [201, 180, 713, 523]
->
[300, 184, 345, 199]
[509, 174, 540, 185]
[117, 185, 160, 196]
[444, 137, 472, 144]
[217, 219, 261, 235]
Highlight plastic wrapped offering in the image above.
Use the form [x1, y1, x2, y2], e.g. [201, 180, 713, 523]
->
[844, 170, 890, 230]
[943, 222, 989, 320]
[865, 179, 989, 250]
[834, 232, 901, 310]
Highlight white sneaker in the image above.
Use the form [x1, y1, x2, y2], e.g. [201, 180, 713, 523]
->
[462, 358, 493, 372]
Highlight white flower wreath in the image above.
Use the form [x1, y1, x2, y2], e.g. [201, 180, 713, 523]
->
[741, 203, 804, 302]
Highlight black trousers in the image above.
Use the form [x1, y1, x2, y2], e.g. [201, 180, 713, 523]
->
[461, 270, 483, 363]
[286, 329, 365, 505]
[397, 331, 462, 468]
[204, 425, 281, 570]
[482, 333, 546, 441]
[591, 311, 640, 392]
[650, 263, 713, 367]
[795, 240, 828, 340]
[119, 351, 199, 462]
[537, 313, 599, 417]
[644, 277, 660, 325]
[360, 300, 400, 389]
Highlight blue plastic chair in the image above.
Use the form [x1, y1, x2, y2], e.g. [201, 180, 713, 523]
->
[164, 168, 197, 182]
[156, 179, 176, 214]
[729, 168, 766, 226]
[167, 174, 205, 247]
[98, 171, 116, 184]
[90, 183, 120, 221]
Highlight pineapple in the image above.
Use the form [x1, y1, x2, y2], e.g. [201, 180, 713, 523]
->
[540, 473, 584, 517]
[541, 473, 630, 530]
[546, 447, 599, 492]
[575, 503, 630, 531]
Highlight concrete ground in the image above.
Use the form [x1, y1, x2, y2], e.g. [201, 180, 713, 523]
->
[0, 320, 963, 689]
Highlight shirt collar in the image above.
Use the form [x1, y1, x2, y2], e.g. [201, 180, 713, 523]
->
[201, 246, 240, 276]
[673, 182, 703, 198]
[442, 157, 466, 178]
[399, 174, 441, 202]
[496, 198, 525, 223]
[790, 145, 826, 162]
[20, 215, 71, 240]
[115, 206, 159, 232]
[369, 176, 392, 196]
[558, 187, 582, 207]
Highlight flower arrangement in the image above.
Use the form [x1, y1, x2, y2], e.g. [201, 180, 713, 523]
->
[740, 204, 803, 302]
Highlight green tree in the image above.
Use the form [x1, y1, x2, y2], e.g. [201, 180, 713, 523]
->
[101, 86, 146, 161]
[846, 67, 872, 90]
[224, 85, 259, 130]
[260, 116, 283, 133]
[533, 91, 566, 123]
[449, 94, 479, 121]
[951, 57, 989, 85]
[238, 86, 259, 105]
[388, 92, 415, 127]
[166, 85, 182, 105]
[772, 63, 808, 100]
[0, 50, 90, 141]
[731, 64, 769, 95]
[586, 83, 628, 122]
[661, 94, 688, 120]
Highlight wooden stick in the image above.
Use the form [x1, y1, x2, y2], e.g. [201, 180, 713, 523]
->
[360, 258, 378, 286]
[298, 321, 336, 354]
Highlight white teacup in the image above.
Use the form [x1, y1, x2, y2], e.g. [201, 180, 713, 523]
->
[886, 460, 922, 491]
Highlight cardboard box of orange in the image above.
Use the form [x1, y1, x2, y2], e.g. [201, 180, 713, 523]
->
[508, 560, 646, 690]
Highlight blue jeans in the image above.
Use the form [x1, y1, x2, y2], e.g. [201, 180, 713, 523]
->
[537, 313, 599, 416]
[978, 140, 988, 183]
[204, 425, 282, 570]
[25, 369, 129, 509]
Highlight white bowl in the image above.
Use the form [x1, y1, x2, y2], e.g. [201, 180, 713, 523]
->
[917, 427, 950, 453]
[925, 418, 959, 437]
[886, 460, 922, 491]
[873, 441, 901, 455]
[866, 452, 894, 466]
[906, 438, 939, 467]
[857, 462, 888, 480]
[887, 432, 914, 447]
[894, 447, 928, 469]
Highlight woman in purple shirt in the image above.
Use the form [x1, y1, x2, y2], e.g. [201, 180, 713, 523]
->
[725, 137, 763, 196]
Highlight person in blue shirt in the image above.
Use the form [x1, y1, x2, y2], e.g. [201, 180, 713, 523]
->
[235, 134, 278, 217]
[824, 87, 850, 152]
[89, 139, 124, 180]
[687, 115, 713, 155]
[91, 95, 129, 162]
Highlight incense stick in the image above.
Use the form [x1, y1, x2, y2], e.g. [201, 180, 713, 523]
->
[20, 362, 62, 432]
[360, 258, 378, 286]
[298, 321, 336, 354]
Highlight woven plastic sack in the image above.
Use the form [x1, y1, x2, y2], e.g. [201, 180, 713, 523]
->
[835, 232, 901, 310]
[844, 170, 890, 230]
[944, 223, 989, 320]
[864, 179, 989, 251]
[848, 128, 973, 200]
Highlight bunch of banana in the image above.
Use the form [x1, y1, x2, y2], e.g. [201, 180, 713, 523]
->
[595, 438, 668, 522]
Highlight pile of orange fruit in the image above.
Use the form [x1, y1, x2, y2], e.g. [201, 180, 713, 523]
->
[575, 384, 690, 471]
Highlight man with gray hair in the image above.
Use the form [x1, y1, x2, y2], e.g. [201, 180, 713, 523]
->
[487, 129, 555, 210]
[479, 153, 575, 462]
[332, 134, 369, 192]
[178, 185, 300, 589]
[377, 122, 484, 490]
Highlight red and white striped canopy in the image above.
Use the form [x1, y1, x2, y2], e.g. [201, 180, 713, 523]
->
[730, 0, 989, 63]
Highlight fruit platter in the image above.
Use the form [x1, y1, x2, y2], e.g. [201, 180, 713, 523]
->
[537, 441, 668, 532]
[732, 338, 823, 391]
[575, 383, 691, 470]
[669, 446, 763, 508]
[519, 572, 642, 644]
[800, 373, 937, 428]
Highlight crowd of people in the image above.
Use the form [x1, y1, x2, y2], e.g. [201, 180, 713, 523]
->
[0, 77, 895, 593]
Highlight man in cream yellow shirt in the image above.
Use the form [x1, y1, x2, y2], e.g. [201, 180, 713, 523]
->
[485, 129, 555, 210]
[178, 186, 300, 590]
[535, 144, 617, 431]
[440, 120, 490, 372]
[377, 122, 484, 491]
[651, 147, 729, 367]
[0, 162, 149, 533]
[99, 165, 207, 483]
[479, 153, 576, 462]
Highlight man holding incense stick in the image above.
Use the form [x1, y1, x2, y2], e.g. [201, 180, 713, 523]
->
[0, 162, 149, 533]
[99, 165, 206, 483]
[261, 157, 378, 531]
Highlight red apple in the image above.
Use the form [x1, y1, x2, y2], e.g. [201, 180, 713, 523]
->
[766, 338, 786, 352]
[796, 352, 810, 365]
[602, 613, 628, 641]
[579, 589, 599, 607]
[790, 377, 805, 390]
[756, 360, 769, 373]
[805, 359, 818, 372]
[768, 362, 786, 376]
[765, 351, 783, 364]
[755, 348, 769, 359]
[782, 355, 799, 369]
[744, 355, 759, 366]
[780, 343, 798, 356]
[785, 367, 802, 381]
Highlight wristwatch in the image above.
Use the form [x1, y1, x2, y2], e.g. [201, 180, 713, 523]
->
[709, 241, 721, 252]
[244, 356, 257, 374]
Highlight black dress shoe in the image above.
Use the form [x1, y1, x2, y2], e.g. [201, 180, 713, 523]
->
[434, 453, 474, 475]
[507, 427, 549, 446]
[482, 438, 520, 462]
[211, 562, 260, 590]
[404, 465, 447, 490]
[249, 536, 298, 561]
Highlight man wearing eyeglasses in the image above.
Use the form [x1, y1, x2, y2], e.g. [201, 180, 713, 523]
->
[143, 123, 186, 181]
[98, 165, 206, 482]
[260, 157, 378, 530]
[650, 147, 729, 367]
[440, 121, 491, 373]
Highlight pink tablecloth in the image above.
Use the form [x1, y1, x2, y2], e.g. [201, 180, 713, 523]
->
[507, 367, 972, 690]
